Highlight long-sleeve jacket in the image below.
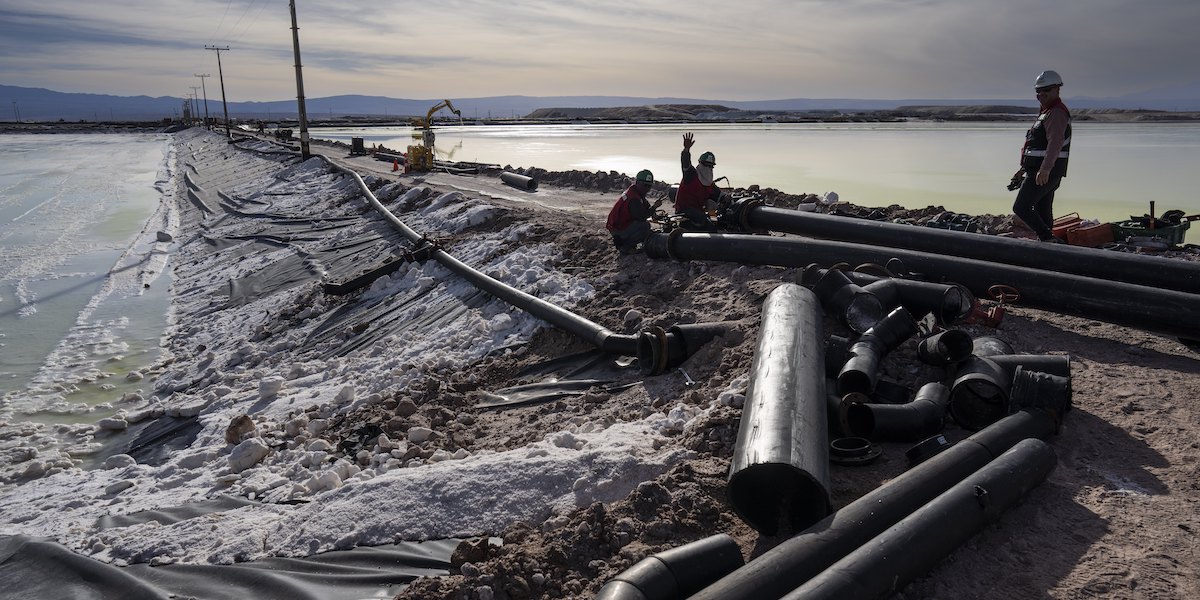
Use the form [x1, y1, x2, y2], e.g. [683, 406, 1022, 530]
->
[674, 148, 722, 213]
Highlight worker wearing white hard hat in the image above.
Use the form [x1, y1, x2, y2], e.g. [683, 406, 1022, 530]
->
[1011, 70, 1072, 242]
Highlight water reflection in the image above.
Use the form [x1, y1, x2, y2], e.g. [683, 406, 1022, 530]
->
[313, 122, 1200, 223]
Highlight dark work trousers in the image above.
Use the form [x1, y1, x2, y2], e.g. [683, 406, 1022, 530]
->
[1013, 172, 1064, 240]
[611, 220, 651, 254]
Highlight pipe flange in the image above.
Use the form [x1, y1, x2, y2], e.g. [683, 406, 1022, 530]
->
[666, 228, 686, 261]
[829, 437, 882, 466]
[905, 434, 953, 467]
[737, 197, 763, 231]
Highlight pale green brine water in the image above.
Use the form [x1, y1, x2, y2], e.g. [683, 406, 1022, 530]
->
[313, 121, 1200, 224]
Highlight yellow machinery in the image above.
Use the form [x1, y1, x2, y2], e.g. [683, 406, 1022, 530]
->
[406, 99, 461, 172]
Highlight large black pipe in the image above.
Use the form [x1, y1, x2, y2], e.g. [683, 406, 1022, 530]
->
[688, 408, 1061, 600]
[803, 265, 975, 326]
[844, 381, 950, 442]
[324, 159, 729, 372]
[781, 438, 1058, 600]
[949, 354, 1071, 430]
[596, 534, 744, 600]
[644, 231, 1200, 341]
[728, 283, 831, 535]
[836, 306, 918, 395]
[731, 202, 1200, 295]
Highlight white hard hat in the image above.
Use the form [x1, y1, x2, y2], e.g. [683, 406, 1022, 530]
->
[1035, 70, 1063, 88]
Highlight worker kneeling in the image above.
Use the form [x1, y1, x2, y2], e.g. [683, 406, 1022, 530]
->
[674, 133, 722, 231]
[606, 169, 661, 255]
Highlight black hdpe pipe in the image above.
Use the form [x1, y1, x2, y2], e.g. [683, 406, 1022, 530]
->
[728, 283, 831, 535]
[808, 267, 883, 333]
[916, 329, 974, 366]
[500, 171, 538, 191]
[596, 534, 744, 600]
[324, 160, 719, 372]
[781, 438, 1058, 600]
[728, 201, 1200, 295]
[687, 408, 1063, 600]
[844, 381, 950, 442]
[836, 306, 919, 395]
[949, 354, 1071, 430]
[803, 265, 975, 326]
[643, 231, 1200, 341]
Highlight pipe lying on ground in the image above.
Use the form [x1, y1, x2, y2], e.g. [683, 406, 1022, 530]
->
[499, 171, 538, 191]
[844, 381, 951, 442]
[643, 231, 1200, 341]
[688, 408, 1063, 600]
[781, 438, 1058, 600]
[728, 201, 1200, 295]
[917, 329, 974, 366]
[728, 283, 831, 535]
[803, 266, 975, 326]
[808, 267, 883, 333]
[836, 306, 919, 395]
[322, 159, 724, 372]
[949, 354, 1071, 430]
[595, 534, 744, 600]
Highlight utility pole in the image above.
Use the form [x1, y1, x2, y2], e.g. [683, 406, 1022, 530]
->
[194, 74, 211, 128]
[205, 45, 232, 138]
[289, 0, 311, 158]
[189, 86, 201, 124]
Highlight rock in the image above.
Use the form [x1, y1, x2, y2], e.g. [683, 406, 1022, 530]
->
[97, 417, 128, 431]
[451, 537, 490, 566]
[103, 454, 136, 469]
[395, 399, 419, 417]
[259, 376, 285, 398]
[105, 480, 135, 495]
[228, 438, 270, 473]
[225, 414, 256, 444]
[156, 231, 173, 242]
[408, 426, 434, 443]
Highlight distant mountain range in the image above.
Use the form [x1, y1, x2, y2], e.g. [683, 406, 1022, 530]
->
[3, 83, 1199, 122]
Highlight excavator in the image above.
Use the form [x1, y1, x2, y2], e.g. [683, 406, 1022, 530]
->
[407, 99, 461, 171]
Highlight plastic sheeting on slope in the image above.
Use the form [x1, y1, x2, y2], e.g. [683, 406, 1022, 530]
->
[476, 349, 641, 408]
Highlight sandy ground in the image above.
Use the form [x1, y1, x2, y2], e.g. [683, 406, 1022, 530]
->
[261, 136, 1200, 598]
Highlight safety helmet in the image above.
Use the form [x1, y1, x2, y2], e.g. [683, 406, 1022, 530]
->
[698, 151, 716, 167]
[1034, 70, 1063, 89]
[636, 169, 654, 185]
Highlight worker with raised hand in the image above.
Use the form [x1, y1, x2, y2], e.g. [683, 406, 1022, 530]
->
[605, 169, 662, 254]
[674, 132, 723, 230]
[1012, 70, 1072, 242]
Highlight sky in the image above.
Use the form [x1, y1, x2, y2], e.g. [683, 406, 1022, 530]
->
[1, 0, 1199, 102]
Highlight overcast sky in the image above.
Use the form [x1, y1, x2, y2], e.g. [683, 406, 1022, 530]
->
[2, 0, 1198, 102]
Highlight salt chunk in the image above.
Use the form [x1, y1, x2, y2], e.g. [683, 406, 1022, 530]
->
[408, 427, 434, 443]
[228, 438, 270, 473]
[259, 376, 285, 398]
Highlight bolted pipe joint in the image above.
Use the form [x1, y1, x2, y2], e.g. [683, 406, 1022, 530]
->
[635, 322, 729, 375]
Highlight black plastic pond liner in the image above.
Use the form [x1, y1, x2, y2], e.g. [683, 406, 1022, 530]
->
[727, 200, 1200, 295]
[595, 534, 744, 600]
[643, 231, 1200, 342]
[688, 408, 1062, 600]
[0, 534, 457, 600]
[949, 355, 1071, 430]
[728, 284, 831, 535]
[780, 438, 1057, 600]
[836, 306, 918, 396]
[844, 381, 951, 442]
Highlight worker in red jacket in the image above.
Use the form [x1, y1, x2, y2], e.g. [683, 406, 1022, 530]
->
[1012, 69, 1072, 242]
[674, 133, 723, 230]
[606, 169, 661, 254]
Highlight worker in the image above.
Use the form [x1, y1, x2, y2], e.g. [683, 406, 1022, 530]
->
[605, 169, 662, 254]
[1012, 70, 1072, 242]
[675, 133, 723, 230]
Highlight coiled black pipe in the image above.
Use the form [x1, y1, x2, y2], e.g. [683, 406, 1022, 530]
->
[728, 283, 831, 535]
[844, 381, 951, 442]
[781, 438, 1058, 600]
[729, 201, 1200, 295]
[687, 408, 1061, 600]
[643, 231, 1200, 341]
[596, 534, 744, 600]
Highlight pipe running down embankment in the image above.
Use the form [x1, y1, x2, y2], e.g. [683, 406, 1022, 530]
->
[644, 231, 1200, 342]
[727, 201, 1200, 295]
[321, 158, 721, 372]
[688, 408, 1062, 600]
